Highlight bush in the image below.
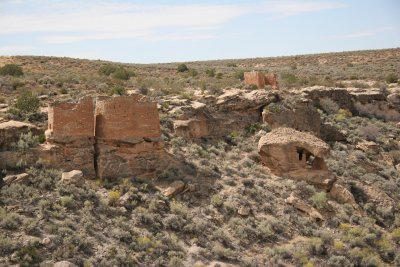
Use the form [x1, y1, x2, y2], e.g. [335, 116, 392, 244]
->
[319, 98, 339, 114]
[386, 73, 398, 83]
[309, 192, 327, 209]
[206, 69, 215, 77]
[11, 132, 39, 150]
[14, 91, 40, 115]
[108, 190, 121, 206]
[99, 64, 135, 80]
[334, 108, 352, 121]
[235, 70, 245, 81]
[112, 67, 134, 80]
[99, 64, 118, 76]
[110, 86, 126, 96]
[177, 64, 188, 72]
[0, 64, 23, 77]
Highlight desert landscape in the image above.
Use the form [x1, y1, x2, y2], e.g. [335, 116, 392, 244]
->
[0, 47, 399, 266]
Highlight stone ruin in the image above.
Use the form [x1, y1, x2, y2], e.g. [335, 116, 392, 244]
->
[244, 71, 278, 89]
[0, 95, 166, 180]
[258, 127, 357, 207]
[258, 127, 330, 178]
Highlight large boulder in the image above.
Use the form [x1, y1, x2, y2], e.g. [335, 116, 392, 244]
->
[61, 170, 83, 186]
[258, 128, 330, 174]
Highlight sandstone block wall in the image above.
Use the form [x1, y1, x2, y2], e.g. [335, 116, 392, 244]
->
[95, 95, 161, 142]
[46, 96, 94, 143]
[41, 94, 165, 179]
[244, 71, 278, 89]
[244, 71, 265, 89]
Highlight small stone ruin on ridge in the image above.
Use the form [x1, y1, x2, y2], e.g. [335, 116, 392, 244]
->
[244, 71, 279, 89]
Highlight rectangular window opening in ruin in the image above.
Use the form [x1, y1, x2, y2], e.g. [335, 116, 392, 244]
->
[296, 148, 304, 161]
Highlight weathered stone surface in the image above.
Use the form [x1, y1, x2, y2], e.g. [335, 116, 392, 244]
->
[244, 71, 278, 89]
[387, 93, 400, 105]
[61, 170, 83, 186]
[53, 261, 78, 267]
[262, 102, 321, 136]
[0, 144, 95, 177]
[244, 71, 265, 89]
[162, 180, 185, 197]
[94, 95, 165, 179]
[172, 89, 278, 138]
[320, 123, 346, 142]
[285, 193, 323, 220]
[329, 183, 358, 208]
[174, 118, 208, 138]
[265, 73, 279, 89]
[3, 173, 30, 186]
[95, 95, 161, 142]
[0, 120, 42, 151]
[356, 141, 378, 152]
[258, 128, 330, 175]
[300, 86, 355, 113]
[238, 206, 251, 216]
[354, 101, 400, 121]
[45, 96, 94, 144]
[300, 86, 400, 121]
[95, 139, 165, 179]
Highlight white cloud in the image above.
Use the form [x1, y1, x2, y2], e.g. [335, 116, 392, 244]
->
[328, 27, 394, 39]
[0, 45, 35, 54]
[0, 0, 346, 43]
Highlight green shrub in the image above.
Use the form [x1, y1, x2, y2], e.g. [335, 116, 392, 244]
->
[235, 70, 245, 81]
[60, 196, 75, 209]
[108, 190, 121, 206]
[11, 132, 39, 150]
[386, 73, 398, 83]
[309, 192, 327, 209]
[14, 91, 40, 115]
[99, 64, 135, 80]
[189, 69, 198, 77]
[206, 68, 215, 77]
[99, 64, 118, 76]
[0, 64, 23, 77]
[334, 108, 352, 121]
[112, 67, 134, 80]
[110, 86, 126, 96]
[177, 64, 188, 72]
[280, 73, 298, 87]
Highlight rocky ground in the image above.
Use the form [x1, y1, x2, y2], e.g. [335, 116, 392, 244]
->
[0, 48, 399, 267]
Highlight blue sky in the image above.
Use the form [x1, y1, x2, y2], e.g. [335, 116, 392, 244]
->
[0, 0, 399, 63]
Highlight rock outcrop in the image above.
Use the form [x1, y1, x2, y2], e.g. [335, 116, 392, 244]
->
[285, 193, 324, 220]
[259, 128, 357, 207]
[173, 89, 278, 138]
[262, 102, 322, 135]
[94, 95, 165, 179]
[300, 86, 400, 122]
[258, 128, 330, 176]
[0, 120, 42, 151]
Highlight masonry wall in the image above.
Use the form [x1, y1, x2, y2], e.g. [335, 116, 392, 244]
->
[244, 71, 265, 89]
[95, 95, 161, 142]
[46, 96, 94, 143]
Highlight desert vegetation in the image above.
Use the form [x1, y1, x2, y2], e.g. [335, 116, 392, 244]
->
[0, 48, 399, 266]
